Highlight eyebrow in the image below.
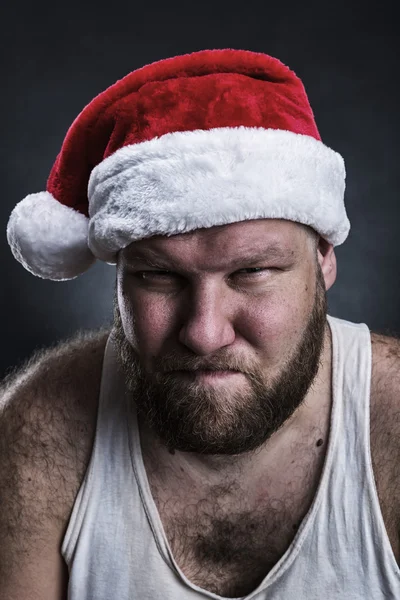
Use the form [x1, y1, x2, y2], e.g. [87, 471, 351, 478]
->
[124, 244, 294, 272]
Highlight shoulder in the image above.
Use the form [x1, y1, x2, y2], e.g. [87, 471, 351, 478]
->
[369, 331, 400, 491]
[0, 326, 111, 523]
[370, 331, 400, 400]
[0, 324, 112, 457]
[369, 330, 400, 451]
[0, 327, 111, 592]
[1, 325, 111, 407]
[0, 327, 111, 449]
[370, 330, 400, 428]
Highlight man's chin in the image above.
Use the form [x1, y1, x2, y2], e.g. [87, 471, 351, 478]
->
[134, 378, 283, 456]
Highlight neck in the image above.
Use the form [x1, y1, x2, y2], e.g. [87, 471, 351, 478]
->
[138, 323, 333, 495]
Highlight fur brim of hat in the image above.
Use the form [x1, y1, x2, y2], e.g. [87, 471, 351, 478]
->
[88, 127, 349, 263]
[7, 126, 349, 280]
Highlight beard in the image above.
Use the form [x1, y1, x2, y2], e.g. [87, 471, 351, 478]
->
[112, 263, 328, 456]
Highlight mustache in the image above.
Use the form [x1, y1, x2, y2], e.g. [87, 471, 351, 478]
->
[153, 352, 257, 375]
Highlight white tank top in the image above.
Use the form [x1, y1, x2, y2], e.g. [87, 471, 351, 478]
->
[61, 315, 400, 599]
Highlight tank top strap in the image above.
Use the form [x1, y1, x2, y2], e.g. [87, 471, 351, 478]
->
[327, 314, 371, 419]
[325, 314, 372, 488]
[323, 315, 400, 586]
[61, 331, 131, 564]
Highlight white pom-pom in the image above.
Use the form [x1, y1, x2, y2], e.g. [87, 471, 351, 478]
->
[6, 191, 96, 280]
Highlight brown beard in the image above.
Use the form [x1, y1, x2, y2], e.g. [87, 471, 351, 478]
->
[112, 263, 328, 456]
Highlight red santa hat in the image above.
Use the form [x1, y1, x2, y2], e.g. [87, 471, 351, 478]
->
[7, 48, 349, 281]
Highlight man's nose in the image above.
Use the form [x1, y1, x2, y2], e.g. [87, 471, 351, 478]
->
[178, 283, 235, 356]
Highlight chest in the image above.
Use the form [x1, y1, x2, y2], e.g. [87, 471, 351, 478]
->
[146, 416, 399, 599]
[157, 493, 314, 597]
[147, 436, 327, 598]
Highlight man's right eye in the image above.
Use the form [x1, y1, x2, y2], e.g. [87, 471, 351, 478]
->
[135, 270, 173, 279]
[133, 271, 185, 285]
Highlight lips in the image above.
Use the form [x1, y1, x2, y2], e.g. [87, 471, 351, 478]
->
[171, 368, 244, 379]
[172, 368, 239, 373]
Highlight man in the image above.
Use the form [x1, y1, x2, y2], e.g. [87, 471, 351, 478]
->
[2, 49, 400, 599]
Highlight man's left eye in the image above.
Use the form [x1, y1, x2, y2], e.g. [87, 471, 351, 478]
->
[235, 268, 271, 275]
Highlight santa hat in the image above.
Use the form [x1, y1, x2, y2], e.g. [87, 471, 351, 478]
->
[7, 48, 349, 281]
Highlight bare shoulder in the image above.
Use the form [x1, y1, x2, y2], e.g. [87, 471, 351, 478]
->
[369, 330, 400, 525]
[370, 330, 400, 456]
[0, 325, 112, 492]
[0, 326, 111, 588]
[370, 331, 400, 403]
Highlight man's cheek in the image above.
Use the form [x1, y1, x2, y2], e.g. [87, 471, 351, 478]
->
[250, 300, 306, 358]
[132, 303, 171, 354]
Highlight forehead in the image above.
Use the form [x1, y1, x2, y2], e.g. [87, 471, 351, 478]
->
[121, 219, 308, 268]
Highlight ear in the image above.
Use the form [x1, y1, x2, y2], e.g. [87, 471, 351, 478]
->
[317, 237, 337, 291]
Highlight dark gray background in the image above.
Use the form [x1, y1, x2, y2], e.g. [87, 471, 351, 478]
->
[1, 0, 398, 380]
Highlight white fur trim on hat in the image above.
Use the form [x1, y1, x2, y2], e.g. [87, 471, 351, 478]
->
[88, 126, 349, 264]
[7, 191, 96, 280]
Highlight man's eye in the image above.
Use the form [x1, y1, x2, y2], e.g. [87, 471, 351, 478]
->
[234, 268, 272, 276]
[131, 268, 275, 284]
[136, 270, 175, 280]
[134, 271, 186, 286]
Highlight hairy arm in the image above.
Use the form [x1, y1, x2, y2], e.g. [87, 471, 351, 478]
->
[0, 327, 110, 600]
